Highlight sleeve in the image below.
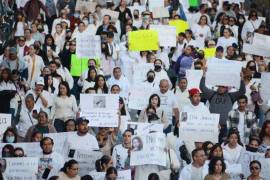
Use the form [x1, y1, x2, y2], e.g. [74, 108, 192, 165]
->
[229, 80, 246, 102]
[241, 22, 248, 40]
[138, 109, 147, 123]
[199, 77, 216, 100]
[160, 110, 169, 129]
[71, 95, 78, 115]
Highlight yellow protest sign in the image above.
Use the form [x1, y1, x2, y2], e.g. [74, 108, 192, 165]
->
[70, 54, 89, 77]
[169, 20, 189, 34]
[203, 48, 216, 58]
[128, 30, 159, 51]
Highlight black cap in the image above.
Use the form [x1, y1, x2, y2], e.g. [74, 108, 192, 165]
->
[216, 46, 224, 52]
[76, 118, 89, 125]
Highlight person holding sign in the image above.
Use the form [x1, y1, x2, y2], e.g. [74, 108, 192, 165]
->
[200, 68, 246, 142]
[38, 137, 65, 179]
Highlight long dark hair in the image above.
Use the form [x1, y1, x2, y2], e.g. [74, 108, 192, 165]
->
[0, 68, 13, 82]
[86, 67, 97, 82]
[95, 155, 111, 172]
[208, 157, 226, 175]
[148, 94, 161, 107]
[61, 159, 78, 173]
[58, 81, 71, 97]
[208, 143, 223, 160]
[259, 120, 270, 141]
[94, 75, 108, 93]
[2, 127, 17, 143]
[106, 166, 118, 179]
[43, 75, 55, 93]
[225, 128, 243, 146]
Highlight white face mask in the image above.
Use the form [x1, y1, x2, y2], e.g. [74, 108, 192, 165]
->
[83, 20, 89, 26]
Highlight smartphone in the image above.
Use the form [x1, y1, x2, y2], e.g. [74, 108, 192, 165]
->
[68, 149, 75, 158]
[42, 168, 51, 179]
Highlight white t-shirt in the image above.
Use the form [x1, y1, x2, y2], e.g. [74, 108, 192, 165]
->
[66, 132, 99, 151]
[182, 102, 210, 114]
[238, 111, 245, 143]
[112, 144, 129, 170]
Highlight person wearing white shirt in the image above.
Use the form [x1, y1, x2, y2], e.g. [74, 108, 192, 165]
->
[24, 29, 35, 47]
[107, 67, 130, 101]
[179, 148, 208, 180]
[140, 70, 159, 92]
[16, 94, 39, 140]
[153, 59, 172, 89]
[182, 88, 210, 114]
[157, 79, 179, 131]
[119, 49, 137, 82]
[112, 129, 132, 170]
[51, 12, 70, 35]
[191, 15, 211, 49]
[38, 137, 65, 180]
[171, 34, 187, 63]
[173, 78, 190, 111]
[217, 28, 238, 52]
[66, 118, 99, 152]
[24, 45, 45, 88]
[241, 10, 262, 41]
[190, 4, 212, 27]
[185, 30, 199, 48]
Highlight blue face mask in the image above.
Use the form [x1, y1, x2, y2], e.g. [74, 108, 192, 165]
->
[6, 136, 15, 143]
[74, 13, 80, 18]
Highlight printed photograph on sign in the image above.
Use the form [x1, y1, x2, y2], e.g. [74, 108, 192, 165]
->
[93, 96, 106, 108]
[132, 136, 143, 151]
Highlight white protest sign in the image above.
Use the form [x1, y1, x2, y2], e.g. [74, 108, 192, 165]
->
[3, 157, 38, 179]
[148, 0, 164, 12]
[75, 0, 97, 13]
[206, 59, 242, 88]
[260, 158, 270, 179]
[126, 122, 163, 135]
[130, 132, 166, 166]
[179, 112, 220, 143]
[0, 142, 41, 157]
[101, 9, 119, 21]
[0, 113, 11, 138]
[128, 86, 153, 110]
[186, 70, 203, 90]
[132, 63, 154, 84]
[128, 5, 146, 17]
[76, 33, 101, 58]
[260, 73, 270, 102]
[69, 149, 102, 176]
[150, 25, 176, 47]
[80, 94, 119, 127]
[152, 7, 169, 18]
[89, 170, 131, 180]
[243, 33, 270, 57]
[239, 151, 265, 178]
[44, 132, 76, 155]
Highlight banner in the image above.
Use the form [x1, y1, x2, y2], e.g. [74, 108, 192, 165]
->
[239, 151, 265, 178]
[189, 0, 199, 7]
[89, 169, 131, 180]
[206, 59, 242, 89]
[125, 122, 163, 135]
[0, 142, 41, 157]
[186, 70, 203, 90]
[130, 132, 166, 166]
[70, 54, 89, 77]
[75, 0, 96, 13]
[169, 20, 189, 34]
[152, 7, 169, 18]
[148, 0, 164, 12]
[150, 25, 176, 47]
[203, 48, 216, 58]
[2, 157, 38, 179]
[260, 158, 270, 179]
[0, 113, 11, 138]
[132, 63, 154, 84]
[80, 94, 119, 127]
[69, 149, 102, 176]
[44, 132, 76, 154]
[101, 9, 119, 21]
[260, 73, 270, 102]
[128, 30, 159, 51]
[76, 33, 101, 59]
[179, 112, 219, 143]
[128, 86, 153, 110]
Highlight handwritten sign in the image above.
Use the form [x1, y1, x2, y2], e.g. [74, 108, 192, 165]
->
[186, 70, 203, 90]
[76, 33, 101, 58]
[260, 73, 270, 102]
[152, 7, 169, 18]
[0, 114, 11, 138]
[125, 122, 163, 135]
[130, 132, 166, 166]
[80, 94, 119, 127]
[169, 20, 189, 34]
[128, 30, 159, 51]
[101, 9, 119, 22]
[75, 0, 97, 13]
[128, 86, 153, 110]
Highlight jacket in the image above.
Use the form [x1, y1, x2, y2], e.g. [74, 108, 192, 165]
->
[200, 77, 246, 125]
[227, 109, 258, 144]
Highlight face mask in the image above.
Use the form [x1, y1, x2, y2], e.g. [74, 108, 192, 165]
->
[246, 146, 258, 152]
[134, 14, 139, 19]
[154, 65, 162, 71]
[38, 28, 44, 33]
[2, 152, 11, 157]
[197, 54, 204, 59]
[194, 66, 201, 70]
[239, 18, 244, 23]
[147, 76, 154, 82]
[74, 13, 80, 18]
[6, 136, 15, 143]
[88, 65, 95, 69]
[83, 20, 88, 25]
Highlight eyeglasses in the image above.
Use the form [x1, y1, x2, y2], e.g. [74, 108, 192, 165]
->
[250, 166, 260, 170]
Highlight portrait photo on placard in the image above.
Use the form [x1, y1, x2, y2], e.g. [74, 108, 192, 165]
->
[93, 96, 106, 108]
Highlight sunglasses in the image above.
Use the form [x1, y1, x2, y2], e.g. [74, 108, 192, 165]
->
[250, 166, 260, 170]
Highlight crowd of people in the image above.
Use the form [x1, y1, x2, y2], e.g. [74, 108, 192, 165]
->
[0, 0, 270, 179]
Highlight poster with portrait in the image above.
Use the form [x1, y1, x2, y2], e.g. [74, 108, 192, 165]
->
[80, 94, 119, 127]
[130, 132, 166, 166]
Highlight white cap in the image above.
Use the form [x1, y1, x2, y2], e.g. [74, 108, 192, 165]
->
[36, 77, 44, 86]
